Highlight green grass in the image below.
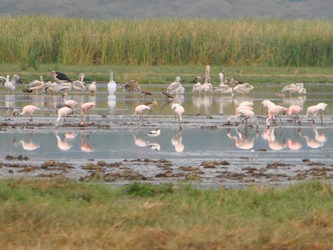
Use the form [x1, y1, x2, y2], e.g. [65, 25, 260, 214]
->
[2, 63, 333, 84]
[0, 16, 332, 68]
[1, 178, 333, 249]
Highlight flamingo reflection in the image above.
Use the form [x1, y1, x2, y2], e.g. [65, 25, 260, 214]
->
[130, 129, 148, 148]
[13, 134, 40, 151]
[300, 128, 327, 149]
[55, 132, 73, 151]
[81, 131, 94, 152]
[227, 128, 258, 150]
[261, 128, 287, 151]
[171, 130, 184, 152]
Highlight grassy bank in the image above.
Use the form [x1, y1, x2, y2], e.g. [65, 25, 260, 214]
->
[1, 178, 333, 249]
[2, 63, 333, 84]
[0, 16, 332, 68]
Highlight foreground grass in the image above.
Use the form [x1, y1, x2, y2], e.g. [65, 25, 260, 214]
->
[1, 179, 333, 249]
[3, 63, 333, 84]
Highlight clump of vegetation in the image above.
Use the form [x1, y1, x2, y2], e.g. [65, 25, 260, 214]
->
[1, 178, 333, 249]
[0, 16, 332, 68]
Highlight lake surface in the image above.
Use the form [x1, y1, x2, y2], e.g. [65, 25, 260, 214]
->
[0, 82, 332, 186]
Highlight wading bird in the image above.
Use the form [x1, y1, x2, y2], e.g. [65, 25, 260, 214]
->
[62, 93, 78, 110]
[233, 83, 254, 95]
[50, 71, 71, 83]
[13, 105, 40, 122]
[88, 82, 97, 95]
[172, 103, 185, 130]
[1, 75, 22, 95]
[107, 71, 117, 94]
[302, 103, 328, 124]
[167, 76, 185, 95]
[26, 76, 45, 95]
[287, 105, 303, 125]
[266, 105, 288, 128]
[130, 104, 151, 125]
[147, 128, 161, 137]
[55, 106, 73, 128]
[80, 102, 95, 126]
[72, 73, 86, 92]
[123, 80, 140, 94]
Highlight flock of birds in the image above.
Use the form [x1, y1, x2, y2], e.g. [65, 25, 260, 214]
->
[0, 65, 327, 131]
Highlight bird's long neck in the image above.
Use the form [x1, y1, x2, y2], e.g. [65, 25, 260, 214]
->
[110, 72, 113, 82]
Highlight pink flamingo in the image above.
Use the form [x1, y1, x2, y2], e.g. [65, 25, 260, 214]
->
[80, 102, 95, 125]
[302, 103, 327, 124]
[172, 103, 185, 130]
[55, 106, 73, 128]
[81, 131, 94, 152]
[227, 101, 254, 125]
[62, 93, 78, 110]
[261, 100, 275, 114]
[266, 105, 288, 128]
[287, 105, 303, 125]
[130, 104, 151, 125]
[13, 105, 39, 122]
[237, 109, 259, 128]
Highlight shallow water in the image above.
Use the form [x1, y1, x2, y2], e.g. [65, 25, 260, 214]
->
[0, 82, 333, 186]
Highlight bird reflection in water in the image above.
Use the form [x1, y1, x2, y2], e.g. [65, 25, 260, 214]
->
[300, 127, 327, 149]
[227, 128, 258, 150]
[13, 134, 40, 151]
[55, 132, 73, 151]
[130, 128, 148, 148]
[108, 94, 116, 115]
[261, 128, 287, 151]
[171, 130, 184, 153]
[192, 95, 212, 115]
[81, 131, 94, 152]
[65, 131, 78, 139]
[287, 128, 303, 151]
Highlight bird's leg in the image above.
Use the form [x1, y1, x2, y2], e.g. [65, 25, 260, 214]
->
[130, 113, 136, 125]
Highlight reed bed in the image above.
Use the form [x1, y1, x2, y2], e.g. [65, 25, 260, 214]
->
[1, 178, 333, 249]
[0, 16, 332, 68]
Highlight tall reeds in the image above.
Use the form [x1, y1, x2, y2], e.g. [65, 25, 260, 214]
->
[0, 16, 332, 67]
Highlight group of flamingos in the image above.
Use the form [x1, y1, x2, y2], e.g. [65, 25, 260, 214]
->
[5, 67, 327, 130]
[228, 100, 327, 129]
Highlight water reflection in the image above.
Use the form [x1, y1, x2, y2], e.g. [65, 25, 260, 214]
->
[227, 128, 258, 150]
[131, 129, 148, 147]
[215, 97, 232, 115]
[171, 130, 184, 152]
[80, 131, 94, 152]
[13, 134, 40, 151]
[261, 128, 288, 150]
[279, 96, 306, 108]
[108, 94, 116, 115]
[300, 127, 326, 149]
[192, 96, 213, 114]
[55, 132, 73, 151]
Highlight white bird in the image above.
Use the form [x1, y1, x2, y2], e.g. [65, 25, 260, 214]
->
[172, 103, 185, 130]
[72, 73, 86, 92]
[107, 71, 117, 94]
[192, 82, 204, 93]
[203, 65, 213, 93]
[147, 128, 161, 137]
[167, 76, 185, 95]
[43, 81, 60, 96]
[233, 83, 254, 95]
[2, 75, 22, 95]
[214, 73, 234, 96]
[88, 82, 97, 95]
[147, 142, 161, 151]
[281, 83, 306, 98]
[55, 106, 73, 128]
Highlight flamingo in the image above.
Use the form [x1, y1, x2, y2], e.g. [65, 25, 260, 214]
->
[81, 131, 94, 152]
[227, 102, 254, 125]
[13, 134, 40, 151]
[266, 105, 288, 128]
[302, 103, 327, 124]
[107, 71, 117, 94]
[172, 130, 184, 152]
[287, 105, 303, 125]
[55, 106, 73, 128]
[261, 100, 276, 114]
[2, 75, 22, 94]
[72, 73, 86, 92]
[147, 128, 161, 137]
[55, 132, 73, 150]
[50, 71, 71, 83]
[123, 80, 140, 94]
[237, 109, 259, 128]
[13, 105, 39, 122]
[62, 93, 78, 110]
[172, 103, 185, 130]
[130, 104, 150, 125]
[80, 102, 95, 125]
[88, 82, 97, 95]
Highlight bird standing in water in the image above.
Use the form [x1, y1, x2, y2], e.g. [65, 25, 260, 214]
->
[13, 105, 40, 123]
[172, 103, 185, 130]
